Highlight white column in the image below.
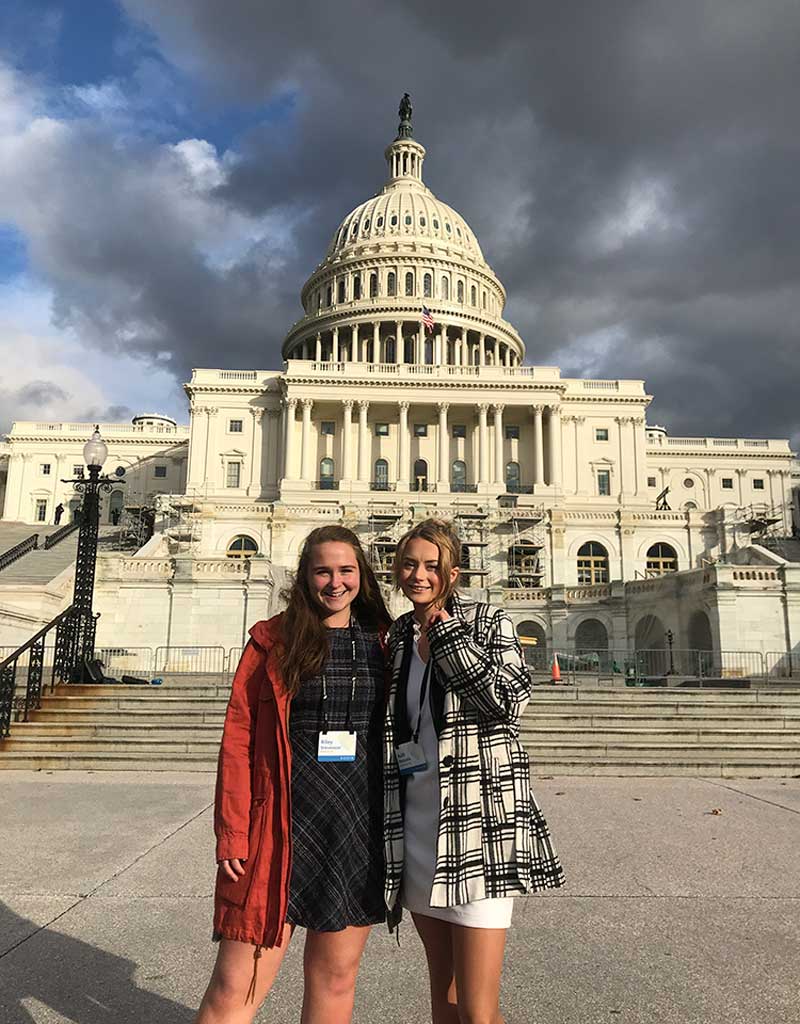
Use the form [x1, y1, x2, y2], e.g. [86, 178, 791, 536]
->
[461, 330, 468, 367]
[533, 405, 545, 487]
[342, 399, 354, 482]
[266, 408, 281, 489]
[547, 405, 562, 488]
[315, 333, 322, 361]
[283, 398, 298, 479]
[248, 407, 264, 496]
[438, 402, 450, 488]
[395, 320, 403, 364]
[204, 407, 218, 488]
[351, 325, 359, 363]
[301, 399, 314, 482]
[398, 401, 410, 488]
[503, 344, 511, 367]
[332, 326, 339, 363]
[357, 400, 370, 483]
[373, 322, 380, 363]
[479, 334, 486, 366]
[478, 404, 489, 485]
[493, 403, 504, 485]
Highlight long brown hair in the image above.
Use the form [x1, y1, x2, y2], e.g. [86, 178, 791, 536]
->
[279, 525, 391, 696]
[392, 518, 462, 610]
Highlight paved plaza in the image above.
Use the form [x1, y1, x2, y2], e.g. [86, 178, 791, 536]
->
[1, 770, 798, 1023]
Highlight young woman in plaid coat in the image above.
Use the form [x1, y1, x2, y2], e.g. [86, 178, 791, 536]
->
[384, 519, 564, 1023]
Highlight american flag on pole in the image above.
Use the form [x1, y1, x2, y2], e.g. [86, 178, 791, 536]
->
[421, 305, 435, 334]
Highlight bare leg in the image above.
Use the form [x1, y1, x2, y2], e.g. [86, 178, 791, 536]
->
[195, 927, 293, 1024]
[411, 913, 459, 1024]
[300, 924, 372, 1024]
[451, 924, 507, 1024]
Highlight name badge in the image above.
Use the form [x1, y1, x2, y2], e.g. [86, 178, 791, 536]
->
[317, 730, 357, 762]
[396, 740, 428, 776]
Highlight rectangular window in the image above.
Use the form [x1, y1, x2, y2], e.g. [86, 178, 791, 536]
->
[41, 463, 51, 475]
[226, 461, 241, 488]
[595, 428, 609, 441]
[597, 469, 611, 496]
[375, 422, 389, 437]
[753, 478, 764, 490]
[452, 424, 466, 439]
[321, 421, 335, 436]
[154, 465, 167, 478]
[413, 424, 428, 437]
[647, 476, 657, 487]
[73, 465, 84, 479]
[505, 425, 520, 440]
[722, 478, 734, 489]
[229, 419, 243, 433]
[35, 499, 47, 522]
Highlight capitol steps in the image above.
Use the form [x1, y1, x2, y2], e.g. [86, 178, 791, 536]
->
[2, 683, 800, 776]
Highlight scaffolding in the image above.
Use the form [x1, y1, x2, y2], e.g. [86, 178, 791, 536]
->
[498, 503, 546, 588]
[452, 506, 489, 586]
[365, 505, 405, 581]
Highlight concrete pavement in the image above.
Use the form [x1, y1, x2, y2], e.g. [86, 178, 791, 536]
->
[1, 771, 798, 1023]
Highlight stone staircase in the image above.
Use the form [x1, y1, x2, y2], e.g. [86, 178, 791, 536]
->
[2, 679, 800, 776]
[0, 524, 118, 584]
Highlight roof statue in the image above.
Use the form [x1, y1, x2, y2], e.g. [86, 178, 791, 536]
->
[398, 93, 413, 138]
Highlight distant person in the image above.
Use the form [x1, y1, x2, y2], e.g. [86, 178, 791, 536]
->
[196, 525, 392, 1024]
[384, 519, 565, 1024]
[53, 503, 64, 525]
[110, 507, 121, 526]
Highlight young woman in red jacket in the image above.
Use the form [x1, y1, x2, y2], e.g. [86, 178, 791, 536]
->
[196, 525, 392, 1024]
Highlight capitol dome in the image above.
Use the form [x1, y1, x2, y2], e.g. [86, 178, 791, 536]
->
[282, 99, 525, 368]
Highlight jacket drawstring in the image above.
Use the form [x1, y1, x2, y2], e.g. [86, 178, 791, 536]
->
[245, 944, 263, 1005]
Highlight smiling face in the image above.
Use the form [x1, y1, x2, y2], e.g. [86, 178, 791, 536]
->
[306, 541, 361, 626]
[398, 536, 459, 612]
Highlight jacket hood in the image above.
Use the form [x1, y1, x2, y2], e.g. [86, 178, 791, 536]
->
[249, 613, 284, 649]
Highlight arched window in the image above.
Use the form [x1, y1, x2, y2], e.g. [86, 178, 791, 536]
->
[457, 280, 464, 303]
[646, 543, 678, 576]
[226, 535, 258, 559]
[404, 213, 412, 226]
[505, 461, 521, 493]
[405, 271, 414, 296]
[377, 215, 384, 228]
[517, 620, 548, 669]
[319, 457, 335, 489]
[369, 272, 378, 298]
[451, 459, 467, 492]
[441, 276, 449, 300]
[390, 214, 398, 226]
[337, 279, 345, 303]
[412, 458, 428, 492]
[574, 618, 609, 652]
[325, 285, 332, 306]
[470, 284, 477, 305]
[577, 542, 609, 585]
[385, 336, 396, 363]
[387, 272, 396, 297]
[352, 274, 361, 300]
[373, 458, 389, 491]
[423, 273, 432, 298]
[109, 490, 124, 525]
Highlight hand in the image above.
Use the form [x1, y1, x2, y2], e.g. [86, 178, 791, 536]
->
[425, 607, 451, 631]
[219, 858, 247, 882]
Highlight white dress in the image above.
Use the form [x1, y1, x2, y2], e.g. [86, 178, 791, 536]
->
[401, 640, 514, 928]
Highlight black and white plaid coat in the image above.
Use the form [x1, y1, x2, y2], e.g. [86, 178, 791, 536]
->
[383, 592, 565, 914]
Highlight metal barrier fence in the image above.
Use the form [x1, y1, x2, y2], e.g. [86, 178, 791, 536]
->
[154, 646, 227, 675]
[95, 647, 156, 677]
[765, 651, 800, 679]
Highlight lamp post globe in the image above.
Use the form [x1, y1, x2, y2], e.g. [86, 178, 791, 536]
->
[83, 426, 108, 470]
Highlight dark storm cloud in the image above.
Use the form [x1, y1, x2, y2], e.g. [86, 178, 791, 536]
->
[14, 1, 800, 443]
[15, 380, 70, 406]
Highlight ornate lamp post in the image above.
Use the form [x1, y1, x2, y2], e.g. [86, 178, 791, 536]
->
[62, 427, 122, 682]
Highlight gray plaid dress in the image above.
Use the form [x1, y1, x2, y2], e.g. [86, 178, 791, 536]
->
[383, 593, 565, 916]
[287, 623, 385, 931]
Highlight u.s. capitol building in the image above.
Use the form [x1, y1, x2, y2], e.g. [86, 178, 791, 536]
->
[2, 102, 798, 661]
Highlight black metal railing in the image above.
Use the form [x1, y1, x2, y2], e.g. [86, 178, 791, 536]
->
[43, 521, 80, 549]
[505, 484, 534, 494]
[0, 534, 39, 572]
[0, 606, 76, 738]
[451, 482, 478, 493]
[370, 481, 391, 491]
[316, 479, 340, 490]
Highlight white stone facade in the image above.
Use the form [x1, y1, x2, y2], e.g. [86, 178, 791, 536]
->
[1, 415, 188, 527]
[1, 112, 797, 659]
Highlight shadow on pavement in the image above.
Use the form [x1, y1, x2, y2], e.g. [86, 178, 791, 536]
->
[0, 901, 195, 1024]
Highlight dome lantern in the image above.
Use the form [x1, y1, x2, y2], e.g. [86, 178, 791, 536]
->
[384, 92, 425, 187]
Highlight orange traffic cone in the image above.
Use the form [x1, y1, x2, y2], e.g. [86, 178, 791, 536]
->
[550, 653, 561, 684]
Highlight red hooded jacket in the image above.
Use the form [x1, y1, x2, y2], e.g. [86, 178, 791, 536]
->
[213, 615, 293, 948]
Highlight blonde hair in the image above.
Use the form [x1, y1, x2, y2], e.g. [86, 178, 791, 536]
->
[392, 519, 462, 609]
